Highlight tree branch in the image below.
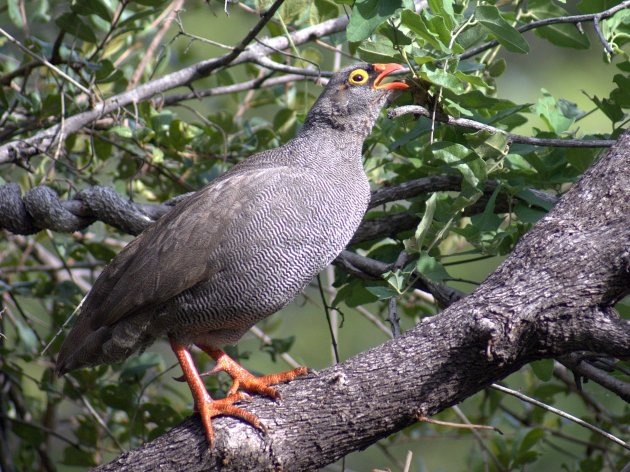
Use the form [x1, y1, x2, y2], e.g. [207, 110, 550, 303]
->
[388, 105, 615, 148]
[94, 129, 630, 471]
[459, 1, 630, 60]
[0, 14, 349, 165]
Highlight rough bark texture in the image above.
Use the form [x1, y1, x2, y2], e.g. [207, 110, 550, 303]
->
[93, 129, 630, 471]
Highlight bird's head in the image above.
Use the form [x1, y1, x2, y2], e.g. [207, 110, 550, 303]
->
[301, 63, 409, 138]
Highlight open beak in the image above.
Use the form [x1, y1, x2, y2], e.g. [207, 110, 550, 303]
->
[373, 63, 410, 90]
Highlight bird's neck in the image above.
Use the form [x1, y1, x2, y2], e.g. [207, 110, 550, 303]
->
[286, 126, 367, 169]
[299, 115, 376, 141]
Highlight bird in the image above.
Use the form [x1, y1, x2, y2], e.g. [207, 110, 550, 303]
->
[55, 63, 409, 446]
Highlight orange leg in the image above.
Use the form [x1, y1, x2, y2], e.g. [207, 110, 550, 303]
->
[197, 345, 308, 398]
[169, 339, 263, 447]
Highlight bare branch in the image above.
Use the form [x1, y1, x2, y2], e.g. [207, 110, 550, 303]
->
[460, 1, 630, 60]
[159, 73, 314, 107]
[388, 105, 615, 148]
[560, 353, 630, 403]
[0, 26, 92, 96]
[0, 14, 349, 164]
[490, 384, 630, 450]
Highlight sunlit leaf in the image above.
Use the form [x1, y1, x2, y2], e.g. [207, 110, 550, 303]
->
[347, 0, 403, 42]
[475, 5, 529, 53]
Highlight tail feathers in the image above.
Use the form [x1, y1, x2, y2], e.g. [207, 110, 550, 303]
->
[55, 311, 158, 376]
[55, 326, 112, 376]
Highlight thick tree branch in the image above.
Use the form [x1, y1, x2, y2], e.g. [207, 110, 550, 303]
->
[0, 175, 556, 239]
[93, 129, 630, 470]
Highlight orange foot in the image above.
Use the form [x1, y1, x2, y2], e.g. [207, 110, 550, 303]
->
[169, 339, 264, 446]
[198, 345, 309, 398]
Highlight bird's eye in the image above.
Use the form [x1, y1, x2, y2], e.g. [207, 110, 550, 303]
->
[348, 68, 369, 85]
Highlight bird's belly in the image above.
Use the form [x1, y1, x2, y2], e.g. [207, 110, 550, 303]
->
[165, 216, 363, 343]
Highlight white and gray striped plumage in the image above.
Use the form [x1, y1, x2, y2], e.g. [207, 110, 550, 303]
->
[56, 63, 402, 375]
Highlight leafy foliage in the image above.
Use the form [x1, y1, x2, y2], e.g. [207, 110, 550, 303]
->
[1, 0, 630, 470]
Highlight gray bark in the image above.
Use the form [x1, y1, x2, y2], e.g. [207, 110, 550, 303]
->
[93, 130, 630, 471]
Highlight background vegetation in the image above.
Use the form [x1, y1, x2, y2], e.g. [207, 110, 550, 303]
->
[1, 0, 629, 470]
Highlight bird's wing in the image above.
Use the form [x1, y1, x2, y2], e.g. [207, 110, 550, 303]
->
[80, 166, 288, 331]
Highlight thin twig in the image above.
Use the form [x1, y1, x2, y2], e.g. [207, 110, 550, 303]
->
[0, 415, 86, 451]
[451, 405, 505, 471]
[592, 16, 615, 54]
[159, 73, 311, 106]
[418, 414, 501, 433]
[128, 0, 185, 88]
[0, 26, 92, 96]
[79, 392, 124, 451]
[317, 274, 340, 364]
[491, 383, 630, 451]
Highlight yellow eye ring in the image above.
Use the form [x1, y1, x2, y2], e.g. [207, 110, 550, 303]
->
[348, 68, 369, 85]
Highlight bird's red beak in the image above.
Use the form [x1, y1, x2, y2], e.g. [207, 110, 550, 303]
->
[373, 63, 409, 90]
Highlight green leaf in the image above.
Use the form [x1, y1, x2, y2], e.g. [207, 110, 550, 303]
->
[587, 94, 624, 123]
[365, 283, 399, 300]
[535, 89, 580, 133]
[611, 74, 630, 108]
[55, 13, 98, 43]
[85, 242, 117, 262]
[347, 0, 403, 42]
[133, 0, 168, 5]
[514, 204, 547, 224]
[530, 359, 554, 381]
[384, 270, 406, 293]
[519, 428, 545, 453]
[71, 0, 112, 21]
[263, 336, 296, 362]
[378, 23, 413, 46]
[280, 0, 309, 23]
[512, 428, 544, 466]
[120, 352, 163, 381]
[142, 403, 183, 440]
[400, 10, 449, 52]
[7, 0, 25, 28]
[110, 125, 134, 139]
[416, 253, 450, 282]
[617, 60, 630, 72]
[94, 60, 123, 83]
[100, 384, 135, 410]
[488, 58, 507, 77]
[431, 142, 486, 196]
[428, 0, 455, 29]
[408, 193, 437, 252]
[12, 420, 45, 444]
[536, 23, 590, 49]
[420, 68, 465, 91]
[473, 185, 502, 232]
[513, 450, 539, 466]
[333, 280, 379, 307]
[357, 41, 401, 64]
[464, 129, 509, 161]
[273, 108, 297, 138]
[475, 5, 529, 53]
[310, 0, 339, 24]
[15, 319, 38, 353]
